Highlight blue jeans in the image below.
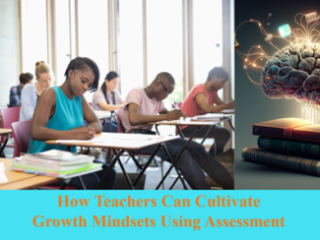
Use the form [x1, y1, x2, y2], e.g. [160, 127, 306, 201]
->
[103, 120, 118, 133]
[135, 138, 234, 189]
[52, 160, 116, 189]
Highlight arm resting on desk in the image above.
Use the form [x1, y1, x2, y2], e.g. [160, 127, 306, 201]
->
[128, 103, 185, 125]
[128, 103, 167, 126]
[97, 101, 123, 111]
[195, 93, 234, 114]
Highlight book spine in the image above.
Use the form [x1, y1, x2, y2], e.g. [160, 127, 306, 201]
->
[242, 147, 320, 176]
[252, 126, 284, 138]
[258, 137, 320, 158]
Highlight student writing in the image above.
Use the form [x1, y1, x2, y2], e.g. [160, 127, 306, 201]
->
[120, 72, 233, 189]
[92, 71, 124, 132]
[181, 67, 234, 157]
[27, 57, 116, 189]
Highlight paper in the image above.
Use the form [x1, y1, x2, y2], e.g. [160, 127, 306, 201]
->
[94, 111, 112, 119]
[221, 109, 234, 113]
[0, 162, 8, 183]
[191, 114, 229, 121]
[55, 133, 167, 147]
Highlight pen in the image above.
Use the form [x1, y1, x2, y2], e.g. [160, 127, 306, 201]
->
[174, 101, 179, 109]
[83, 120, 89, 127]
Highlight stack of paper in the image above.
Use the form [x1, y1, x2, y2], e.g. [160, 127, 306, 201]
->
[191, 113, 230, 121]
[10, 149, 102, 179]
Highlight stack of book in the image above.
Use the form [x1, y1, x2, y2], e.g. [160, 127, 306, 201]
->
[242, 118, 320, 176]
[10, 149, 102, 179]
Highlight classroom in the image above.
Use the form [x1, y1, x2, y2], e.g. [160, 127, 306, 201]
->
[0, 0, 234, 190]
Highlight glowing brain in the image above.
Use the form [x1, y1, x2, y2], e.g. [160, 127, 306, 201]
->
[261, 44, 320, 104]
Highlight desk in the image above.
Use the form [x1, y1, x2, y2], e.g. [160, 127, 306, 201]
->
[0, 158, 59, 190]
[94, 111, 115, 133]
[150, 118, 228, 189]
[46, 133, 179, 189]
[217, 110, 235, 132]
[94, 111, 112, 120]
[0, 129, 12, 158]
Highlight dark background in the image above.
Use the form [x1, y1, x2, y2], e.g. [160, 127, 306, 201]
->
[235, 0, 320, 189]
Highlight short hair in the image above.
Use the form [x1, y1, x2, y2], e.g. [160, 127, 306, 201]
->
[35, 61, 50, 78]
[105, 71, 119, 81]
[155, 72, 175, 85]
[64, 57, 100, 92]
[19, 72, 33, 85]
[207, 67, 229, 82]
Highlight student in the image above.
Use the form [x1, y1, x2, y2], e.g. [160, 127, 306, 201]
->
[120, 72, 233, 189]
[27, 57, 116, 189]
[9, 72, 33, 107]
[181, 67, 234, 157]
[92, 71, 124, 132]
[19, 61, 53, 121]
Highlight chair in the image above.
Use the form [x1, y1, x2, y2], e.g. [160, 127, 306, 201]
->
[11, 120, 32, 158]
[0, 107, 21, 150]
[11, 120, 77, 190]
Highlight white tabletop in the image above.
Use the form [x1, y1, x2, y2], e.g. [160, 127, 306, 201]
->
[94, 111, 112, 119]
[46, 132, 179, 150]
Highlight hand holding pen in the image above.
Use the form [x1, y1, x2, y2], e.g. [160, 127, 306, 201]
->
[168, 101, 187, 120]
[173, 101, 180, 109]
[70, 120, 96, 140]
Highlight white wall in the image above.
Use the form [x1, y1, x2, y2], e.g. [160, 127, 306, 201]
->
[0, 0, 19, 107]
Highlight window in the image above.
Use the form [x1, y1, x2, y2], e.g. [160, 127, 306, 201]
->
[146, 0, 183, 108]
[78, 0, 109, 101]
[193, 0, 223, 97]
[118, 0, 144, 98]
[21, 0, 48, 74]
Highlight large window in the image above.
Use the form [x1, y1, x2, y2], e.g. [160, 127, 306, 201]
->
[193, 0, 223, 96]
[19, 0, 230, 104]
[146, 0, 183, 108]
[119, 0, 144, 99]
[78, 0, 109, 102]
[21, 0, 48, 74]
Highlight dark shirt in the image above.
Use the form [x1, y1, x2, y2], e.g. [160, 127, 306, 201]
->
[9, 84, 22, 107]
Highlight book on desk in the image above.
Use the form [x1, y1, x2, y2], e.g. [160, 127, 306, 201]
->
[10, 149, 102, 179]
[242, 118, 320, 176]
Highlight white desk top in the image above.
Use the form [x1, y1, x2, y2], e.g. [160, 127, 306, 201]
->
[94, 111, 112, 119]
[46, 132, 179, 150]
[150, 117, 228, 126]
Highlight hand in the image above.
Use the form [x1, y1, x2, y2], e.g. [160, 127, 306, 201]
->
[71, 127, 95, 140]
[227, 101, 234, 109]
[166, 109, 186, 121]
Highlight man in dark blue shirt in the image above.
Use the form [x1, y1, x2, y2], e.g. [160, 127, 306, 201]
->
[9, 73, 33, 107]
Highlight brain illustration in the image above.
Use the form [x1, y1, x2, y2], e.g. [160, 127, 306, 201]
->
[261, 44, 320, 104]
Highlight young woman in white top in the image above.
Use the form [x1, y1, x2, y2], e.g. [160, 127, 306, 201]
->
[19, 61, 52, 121]
[92, 71, 124, 132]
